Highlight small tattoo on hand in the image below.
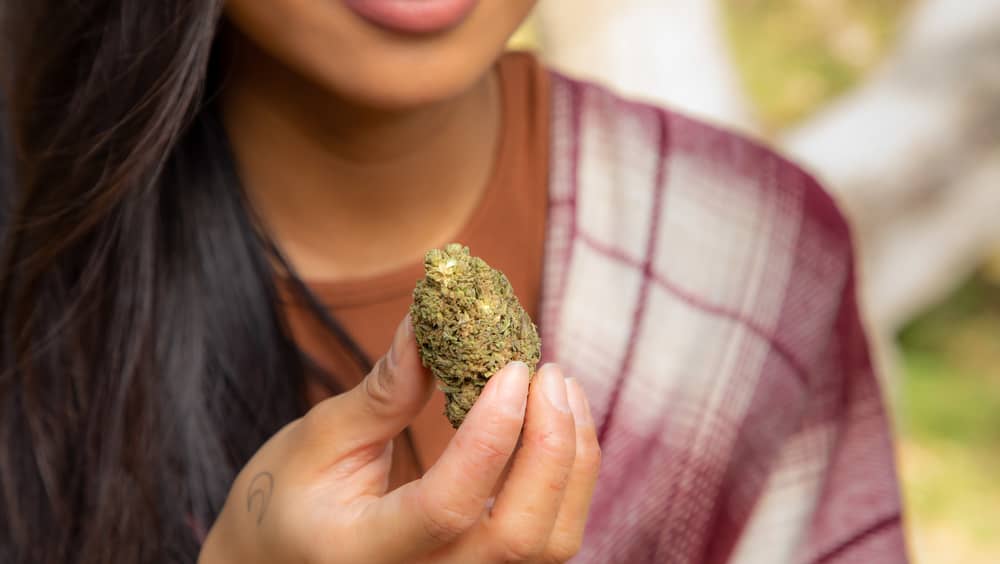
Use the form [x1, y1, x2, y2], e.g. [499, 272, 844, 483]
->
[246, 472, 274, 526]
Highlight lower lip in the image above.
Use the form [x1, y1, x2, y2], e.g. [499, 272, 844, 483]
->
[343, 0, 478, 34]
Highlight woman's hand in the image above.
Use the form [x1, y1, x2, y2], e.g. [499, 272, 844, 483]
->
[199, 315, 601, 564]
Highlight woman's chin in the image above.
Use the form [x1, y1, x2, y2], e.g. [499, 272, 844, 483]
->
[224, 0, 533, 113]
[311, 55, 495, 112]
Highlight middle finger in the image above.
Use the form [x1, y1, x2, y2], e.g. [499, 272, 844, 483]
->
[478, 364, 577, 561]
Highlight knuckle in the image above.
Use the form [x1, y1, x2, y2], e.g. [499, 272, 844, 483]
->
[362, 358, 396, 415]
[577, 440, 603, 475]
[528, 428, 575, 466]
[543, 472, 571, 495]
[417, 489, 478, 543]
[294, 409, 326, 443]
[457, 429, 514, 469]
[493, 522, 548, 561]
[423, 506, 475, 545]
[544, 535, 583, 563]
[482, 401, 524, 431]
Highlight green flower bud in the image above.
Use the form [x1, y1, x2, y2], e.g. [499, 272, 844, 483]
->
[411, 244, 541, 428]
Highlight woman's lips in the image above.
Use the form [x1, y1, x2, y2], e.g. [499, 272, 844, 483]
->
[342, 0, 478, 34]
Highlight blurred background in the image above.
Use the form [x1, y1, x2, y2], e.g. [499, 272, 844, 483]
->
[513, 1, 1000, 562]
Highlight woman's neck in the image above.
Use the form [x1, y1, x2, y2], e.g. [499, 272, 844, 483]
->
[221, 35, 501, 281]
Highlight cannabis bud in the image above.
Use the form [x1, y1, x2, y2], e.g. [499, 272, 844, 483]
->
[411, 244, 541, 428]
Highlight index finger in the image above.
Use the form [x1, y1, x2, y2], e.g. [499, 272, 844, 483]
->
[359, 361, 530, 558]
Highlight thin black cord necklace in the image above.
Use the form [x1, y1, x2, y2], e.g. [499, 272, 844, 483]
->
[211, 108, 426, 475]
[267, 241, 426, 475]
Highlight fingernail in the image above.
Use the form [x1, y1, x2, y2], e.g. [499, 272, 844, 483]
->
[387, 313, 411, 371]
[497, 361, 529, 416]
[566, 378, 593, 427]
[540, 364, 570, 414]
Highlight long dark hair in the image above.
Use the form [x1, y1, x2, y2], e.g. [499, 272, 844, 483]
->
[0, 2, 351, 561]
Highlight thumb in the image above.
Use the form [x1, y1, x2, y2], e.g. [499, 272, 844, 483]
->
[311, 314, 434, 445]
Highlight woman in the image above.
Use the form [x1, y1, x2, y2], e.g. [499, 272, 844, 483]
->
[0, 1, 907, 563]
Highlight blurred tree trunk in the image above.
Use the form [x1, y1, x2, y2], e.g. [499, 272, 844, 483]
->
[534, 0, 756, 134]
[782, 0, 1000, 332]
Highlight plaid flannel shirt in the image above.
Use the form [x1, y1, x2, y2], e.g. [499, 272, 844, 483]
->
[540, 73, 908, 564]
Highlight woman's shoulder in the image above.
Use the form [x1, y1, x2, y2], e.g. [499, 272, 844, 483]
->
[546, 69, 853, 256]
[545, 69, 856, 299]
[543, 70, 859, 394]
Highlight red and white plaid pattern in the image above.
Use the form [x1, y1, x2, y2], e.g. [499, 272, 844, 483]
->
[540, 74, 908, 564]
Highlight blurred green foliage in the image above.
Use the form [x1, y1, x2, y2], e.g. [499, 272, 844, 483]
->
[722, 0, 911, 129]
[899, 272, 1000, 452]
[900, 349, 1000, 446]
[897, 274, 1000, 562]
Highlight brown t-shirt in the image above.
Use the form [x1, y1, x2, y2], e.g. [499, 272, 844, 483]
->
[283, 52, 550, 487]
